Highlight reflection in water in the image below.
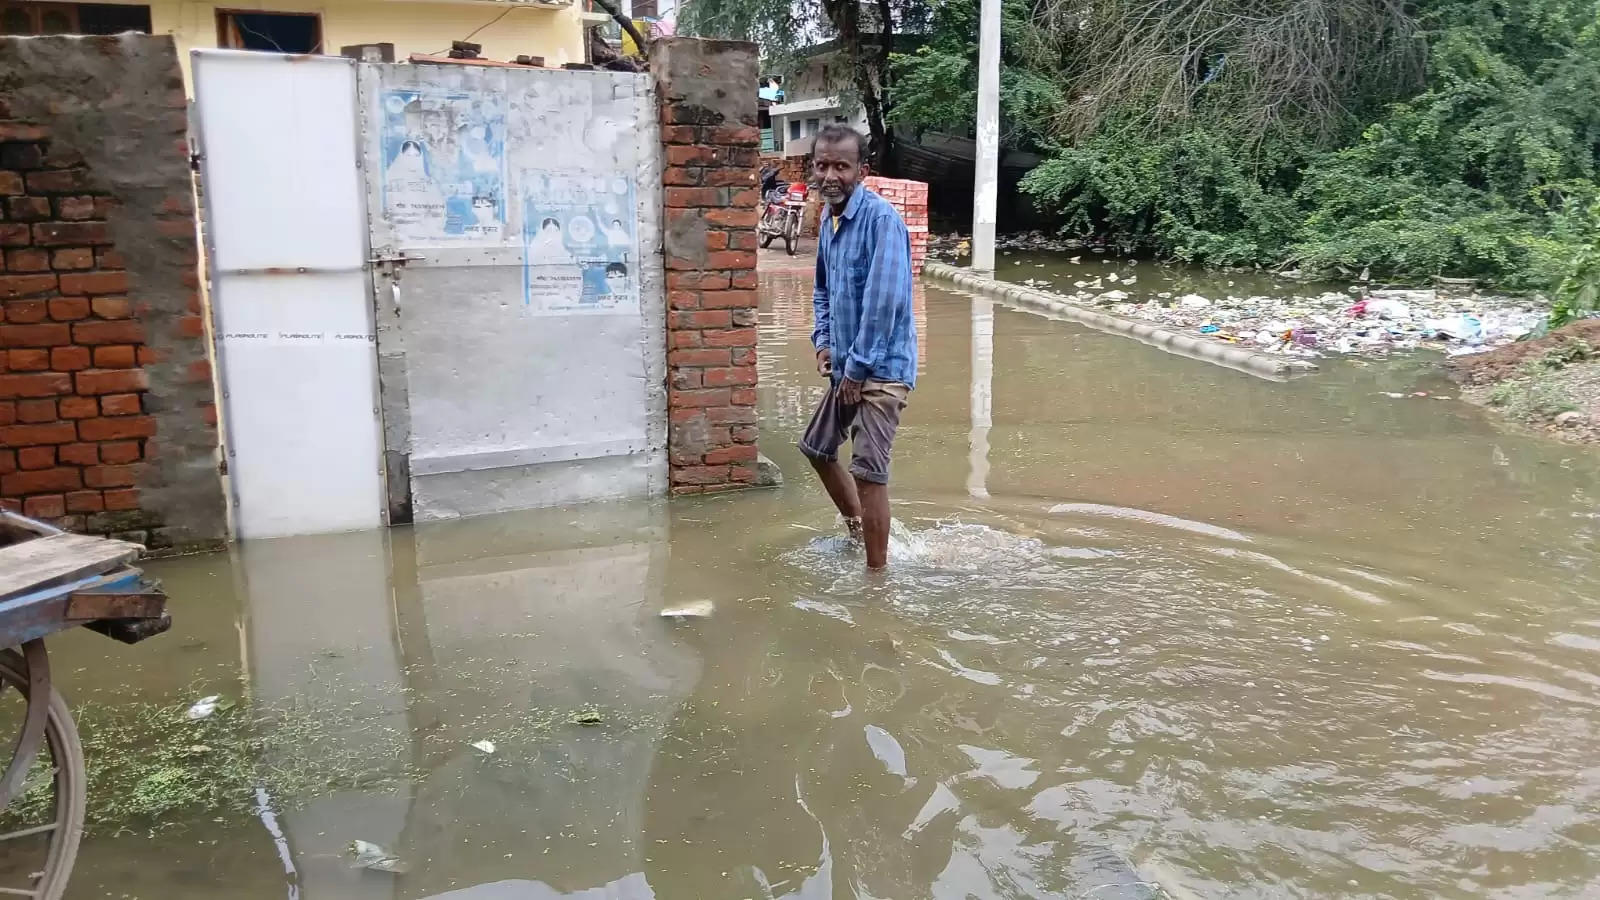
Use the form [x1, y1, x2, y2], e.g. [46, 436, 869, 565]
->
[240, 530, 410, 900]
[968, 296, 993, 500]
[424, 873, 655, 900]
[41, 269, 1600, 898]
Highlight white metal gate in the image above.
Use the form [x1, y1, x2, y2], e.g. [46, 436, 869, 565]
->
[194, 51, 385, 539]
[359, 63, 666, 523]
[196, 52, 666, 537]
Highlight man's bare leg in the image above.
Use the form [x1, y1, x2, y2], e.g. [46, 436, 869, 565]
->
[856, 478, 890, 570]
[810, 456, 863, 538]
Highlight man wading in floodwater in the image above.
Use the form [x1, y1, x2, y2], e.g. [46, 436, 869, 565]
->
[798, 125, 918, 570]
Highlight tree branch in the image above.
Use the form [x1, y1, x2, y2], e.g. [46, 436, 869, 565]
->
[590, 0, 650, 57]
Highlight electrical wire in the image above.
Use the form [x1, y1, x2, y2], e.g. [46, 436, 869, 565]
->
[234, 18, 287, 53]
[463, 5, 517, 42]
[433, 5, 519, 53]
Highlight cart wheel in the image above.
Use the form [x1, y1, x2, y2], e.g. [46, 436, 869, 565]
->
[760, 232, 774, 249]
[0, 644, 86, 900]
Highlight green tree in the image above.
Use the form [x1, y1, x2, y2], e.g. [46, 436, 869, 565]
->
[882, 0, 1600, 287]
[885, 0, 1064, 153]
[1291, 0, 1600, 282]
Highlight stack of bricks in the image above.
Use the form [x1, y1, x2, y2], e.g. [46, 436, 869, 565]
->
[863, 176, 930, 275]
[656, 38, 762, 494]
[0, 114, 199, 532]
[759, 154, 806, 188]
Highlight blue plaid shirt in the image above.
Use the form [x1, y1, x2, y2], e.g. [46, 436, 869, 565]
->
[812, 187, 918, 388]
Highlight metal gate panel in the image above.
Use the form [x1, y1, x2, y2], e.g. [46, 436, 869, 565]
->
[360, 63, 666, 522]
[193, 50, 385, 539]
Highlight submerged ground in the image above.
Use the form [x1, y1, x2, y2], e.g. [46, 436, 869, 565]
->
[8, 254, 1600, 899]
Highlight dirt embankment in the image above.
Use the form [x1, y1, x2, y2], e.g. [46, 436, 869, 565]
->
[1445, 320, 1600, 443]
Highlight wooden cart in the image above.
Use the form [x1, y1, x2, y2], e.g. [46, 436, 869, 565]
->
[0, 511, 170, 900]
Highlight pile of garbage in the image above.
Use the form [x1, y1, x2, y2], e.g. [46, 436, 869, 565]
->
[1115, 288, 1544, 358]
[996, 231, 1090, 254]
[925, 233, 1551, 358]
[928, 233, 971, 260]
[929, 231, 1094, 260]
[1021, 280, 1547, 359]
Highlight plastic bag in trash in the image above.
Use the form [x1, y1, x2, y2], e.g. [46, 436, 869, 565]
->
[349, 840, 409, 874]
[1428, 314, 1483, 344]
[1365, 298, 1413, 320]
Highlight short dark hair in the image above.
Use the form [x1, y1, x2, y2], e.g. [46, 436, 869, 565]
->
[606, 262, 627, 276]
[813, 124, 867, 163]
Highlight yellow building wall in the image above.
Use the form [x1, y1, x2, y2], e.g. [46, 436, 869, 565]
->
[138, 0, 586, 90]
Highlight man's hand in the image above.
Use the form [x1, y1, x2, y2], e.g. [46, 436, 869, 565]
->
[816, 347, 833, 379]
[837, 377, 864, 406]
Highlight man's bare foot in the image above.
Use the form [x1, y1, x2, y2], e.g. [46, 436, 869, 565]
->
[844, 516, 864, 544]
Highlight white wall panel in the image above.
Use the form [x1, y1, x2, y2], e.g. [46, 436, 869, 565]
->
[196, 51, 366, 271]
[195, 51, 383, 538]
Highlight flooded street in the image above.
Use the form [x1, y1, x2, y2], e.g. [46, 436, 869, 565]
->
[28, 261, 1600, 898]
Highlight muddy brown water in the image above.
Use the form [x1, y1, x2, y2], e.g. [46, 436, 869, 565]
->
[12, 259, 1600, 899]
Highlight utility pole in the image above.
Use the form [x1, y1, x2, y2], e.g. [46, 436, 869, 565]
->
[971, 0, 1001, 275]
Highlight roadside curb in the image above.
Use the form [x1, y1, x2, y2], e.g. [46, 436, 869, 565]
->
[922, 262, 1318, 380]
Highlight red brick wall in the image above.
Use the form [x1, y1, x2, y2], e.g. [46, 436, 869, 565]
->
[656, 38, 763, 495]
[0, 121, 182, 527]
[0, 35, 223, 549]
[761, 153, 806, 187]
[863, 176, 930, 275]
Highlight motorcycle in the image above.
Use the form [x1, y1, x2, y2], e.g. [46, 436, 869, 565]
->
[758, 181, 807, 256]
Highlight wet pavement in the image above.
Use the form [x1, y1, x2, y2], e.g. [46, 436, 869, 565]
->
[16, 258, 1600, 898]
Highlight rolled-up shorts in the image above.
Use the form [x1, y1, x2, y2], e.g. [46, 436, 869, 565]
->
[798, 380, 910, 484]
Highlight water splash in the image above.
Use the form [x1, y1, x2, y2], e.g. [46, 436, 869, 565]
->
[785, 518, 1053, 580]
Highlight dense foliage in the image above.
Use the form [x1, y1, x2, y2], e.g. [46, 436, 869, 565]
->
[885, 0, 1064, 152]
[889, 0, 1600, 288]
[1553, 207, 1600, 325]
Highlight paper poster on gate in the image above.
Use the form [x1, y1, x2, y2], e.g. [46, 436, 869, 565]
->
[521, 170, 638, 316]
[380, 89, 507, 244]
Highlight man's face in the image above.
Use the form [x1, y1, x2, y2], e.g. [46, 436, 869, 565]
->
[813, 138, 866, 206]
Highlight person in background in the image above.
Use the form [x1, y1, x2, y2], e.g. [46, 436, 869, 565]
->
[798, 125, 917, 571]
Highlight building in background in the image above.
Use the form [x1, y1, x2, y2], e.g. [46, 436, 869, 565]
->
[0, 0, 589, 87]
[763, 37, 871, 159]
[757, 74, 782, 152]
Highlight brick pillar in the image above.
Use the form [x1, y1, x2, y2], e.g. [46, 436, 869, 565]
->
[863, 176, 931, 276]
[654, 38, 762, 495]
